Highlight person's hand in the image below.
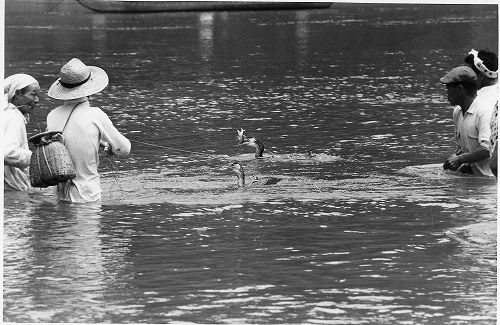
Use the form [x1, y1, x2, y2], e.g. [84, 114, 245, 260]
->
[39, 132, 62, 145]
[104, 145, 113, 155]
[51, 133, 63, 142]
[100, 140, 114, 155]
[443, 155, 462, 170]
[39, 137, 50, 146]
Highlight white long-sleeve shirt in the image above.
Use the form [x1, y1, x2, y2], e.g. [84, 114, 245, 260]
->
[3, 103, 32, 191]
[47, 98, 131, 203]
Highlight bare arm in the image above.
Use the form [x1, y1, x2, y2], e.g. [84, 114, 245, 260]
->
[445, 147, 491, 170]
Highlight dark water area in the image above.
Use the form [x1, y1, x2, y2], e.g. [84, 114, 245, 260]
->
[3, 1, 498, 324]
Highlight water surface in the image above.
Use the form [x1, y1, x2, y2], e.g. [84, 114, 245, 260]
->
[4, 1, 497, 324]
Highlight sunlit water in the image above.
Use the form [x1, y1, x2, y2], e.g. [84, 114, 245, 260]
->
[4, 1, 497, 324]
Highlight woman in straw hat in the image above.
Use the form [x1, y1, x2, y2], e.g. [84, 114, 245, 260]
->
[47, 58, 131, 203]
[3, 73, 41, 191]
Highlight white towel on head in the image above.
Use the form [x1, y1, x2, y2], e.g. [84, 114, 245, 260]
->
[3, 73, 37, 108]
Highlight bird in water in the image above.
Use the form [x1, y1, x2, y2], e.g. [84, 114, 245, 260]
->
[236, 128, 318, 160]
[236, 128, 265, 158]
[245, 137, 265, 158]
[231, 162, 281, 188]
[236, 128, 247, 144]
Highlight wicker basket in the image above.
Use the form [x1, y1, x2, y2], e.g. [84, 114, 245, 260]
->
[29, 131, 76, 188]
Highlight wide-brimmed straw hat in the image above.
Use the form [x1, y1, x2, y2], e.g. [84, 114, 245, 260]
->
[48, 58, 109, 100]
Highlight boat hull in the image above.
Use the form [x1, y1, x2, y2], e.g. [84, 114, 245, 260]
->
[76, 0, 332, 13]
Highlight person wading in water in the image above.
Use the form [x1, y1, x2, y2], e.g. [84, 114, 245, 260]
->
[441, 66, 495, 176]
[3, 73, 41, 191]
[464, 49, 498, 176]
[46, 58, 131, 203]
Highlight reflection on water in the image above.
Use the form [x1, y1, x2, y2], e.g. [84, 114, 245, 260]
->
[295, 10, 310, 66]
[199, 12, 214, 61]
[4, 1, 497, 324]
[90, 14, 108, 50]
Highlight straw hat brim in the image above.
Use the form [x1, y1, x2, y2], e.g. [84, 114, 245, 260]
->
[48, 66, 109, 100]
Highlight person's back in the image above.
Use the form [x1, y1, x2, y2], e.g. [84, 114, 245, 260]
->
[47, 98, 130, 202]
[46, 58, 131, 203]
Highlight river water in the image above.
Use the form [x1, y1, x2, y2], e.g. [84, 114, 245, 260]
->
[3, 1, 498, 324]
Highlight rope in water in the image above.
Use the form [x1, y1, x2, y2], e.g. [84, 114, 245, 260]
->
[105, 154, 124, 192]
[105, 138, 226, 193]
[26, 114, 246, 160]
[27, 112, 219, 159]
[129, 139, 217, 158]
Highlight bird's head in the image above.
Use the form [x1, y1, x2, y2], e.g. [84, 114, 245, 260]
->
[236, 128, 246, 144]
[246, 137, 265, 158]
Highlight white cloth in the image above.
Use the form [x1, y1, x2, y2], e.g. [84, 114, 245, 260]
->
[477, 84, 498, 110]
[3, 103, 32, 191]
[4, 73, 38, 103]
[491, 103, 498, 151]
[477, 84, 499, 152]
[452, 95, 494, 176]
[46, 98, 131, 203]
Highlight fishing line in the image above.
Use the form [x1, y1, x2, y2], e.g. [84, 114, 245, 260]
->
[430, 209, 436, 233]
[13, 104, 44, 133]
[45, 0, 66, 13]
[129, 138, 221, 158]
[104, 153, 124, 194]
[32, 108, 44, 133]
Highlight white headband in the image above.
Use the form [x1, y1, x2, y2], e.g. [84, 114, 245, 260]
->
[4, 73, 38, 102]
[469, 49, 498, 79]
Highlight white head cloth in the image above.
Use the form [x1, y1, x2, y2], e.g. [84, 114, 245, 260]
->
[469, 49, 498, 79]
[3, 73, 38, 105]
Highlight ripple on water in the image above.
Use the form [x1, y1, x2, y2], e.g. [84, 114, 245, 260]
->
[99, 166, 470, 206]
